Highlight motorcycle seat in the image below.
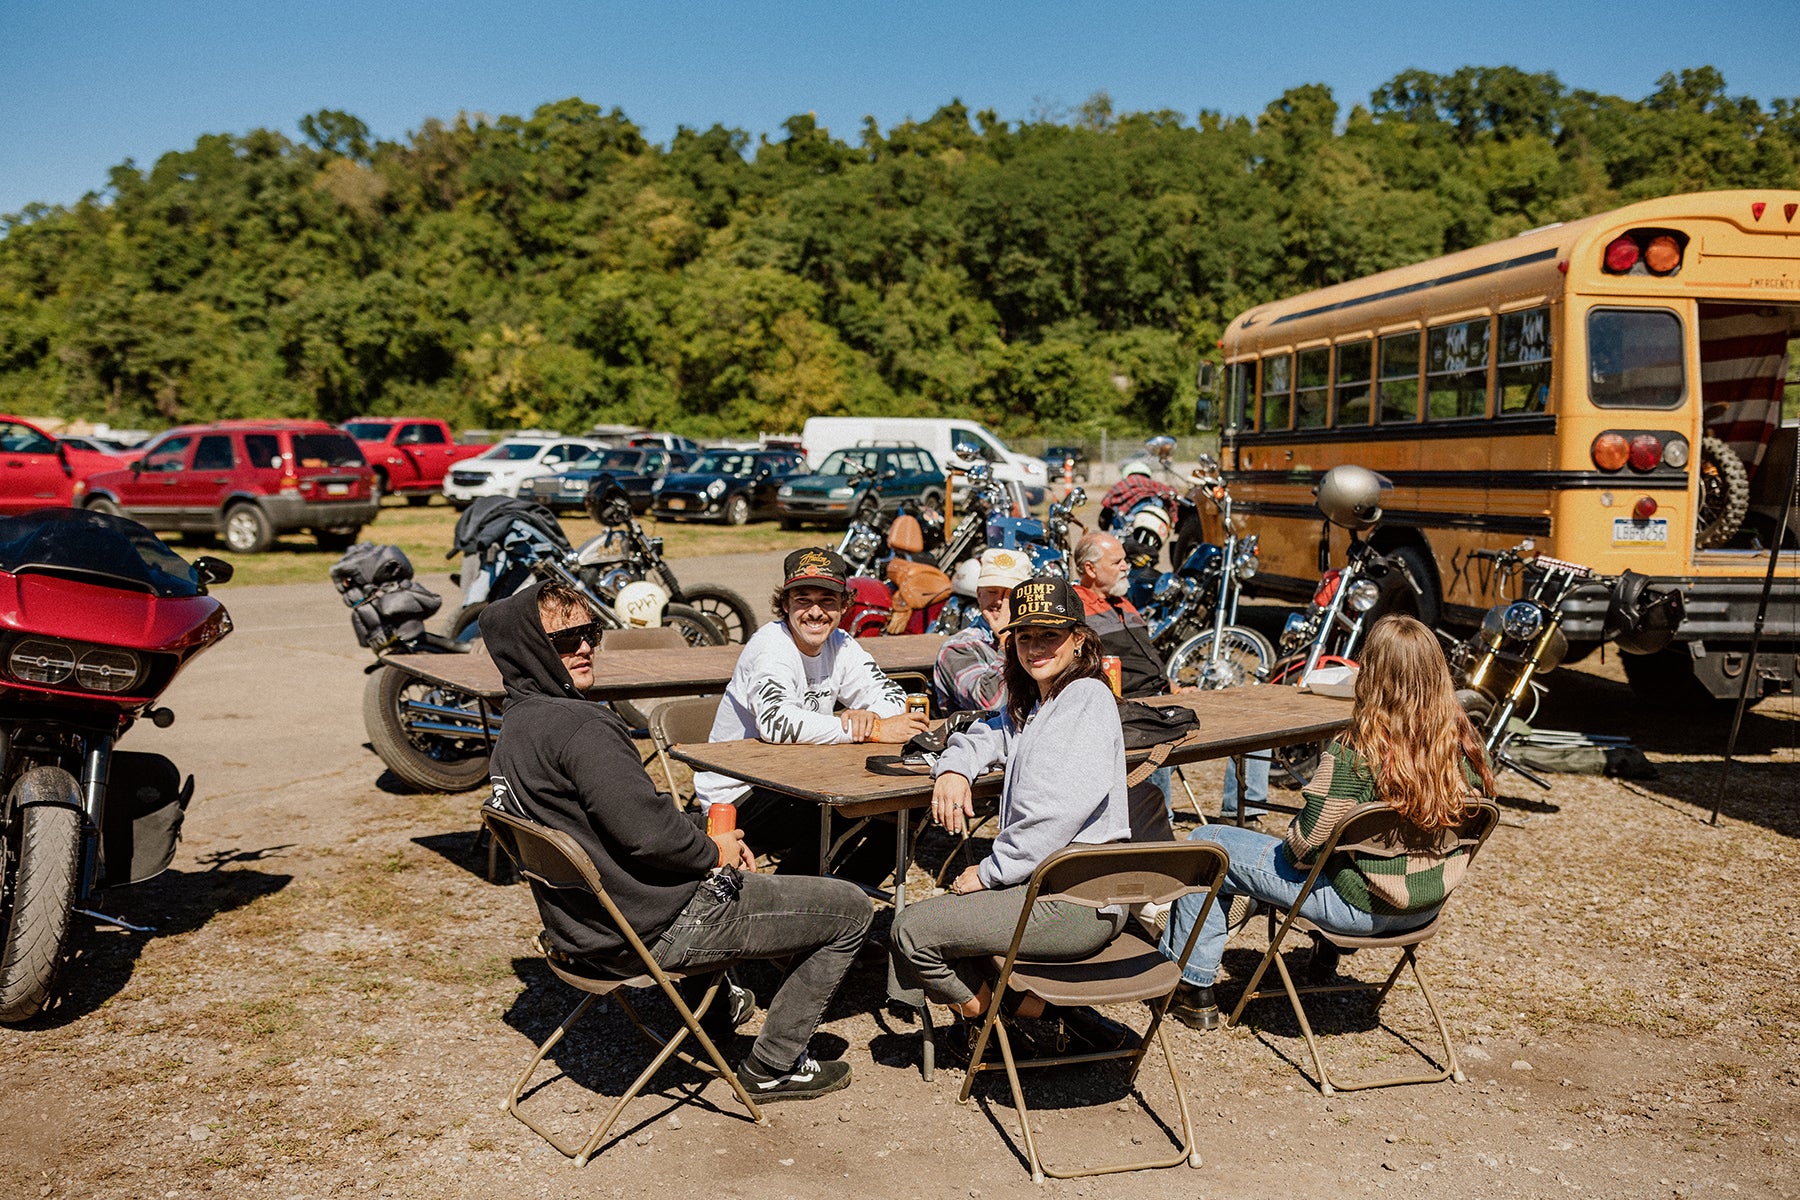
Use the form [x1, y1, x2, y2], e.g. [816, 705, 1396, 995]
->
[886, 557, 953, 612]
[887, 513, 926, 554]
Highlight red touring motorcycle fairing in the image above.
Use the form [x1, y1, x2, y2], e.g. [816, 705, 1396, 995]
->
[0, 508, 232, 1023]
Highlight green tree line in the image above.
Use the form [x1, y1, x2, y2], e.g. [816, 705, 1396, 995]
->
[1, 66, 1795, 439]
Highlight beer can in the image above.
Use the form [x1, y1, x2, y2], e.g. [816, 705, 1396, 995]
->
[1101, 655, 1123, 697]
[706, 802, 737, 836]
[906, 693, 930, 718]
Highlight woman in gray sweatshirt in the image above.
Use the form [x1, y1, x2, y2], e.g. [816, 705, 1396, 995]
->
[889, 578, 1132, 1055]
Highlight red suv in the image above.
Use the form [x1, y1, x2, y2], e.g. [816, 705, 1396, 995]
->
[82, 420, 376, 553]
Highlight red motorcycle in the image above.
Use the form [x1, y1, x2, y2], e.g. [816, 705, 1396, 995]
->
[0, 508, 233, 1023]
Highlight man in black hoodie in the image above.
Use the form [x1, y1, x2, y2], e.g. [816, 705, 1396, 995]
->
[482, 581, 873, 1102]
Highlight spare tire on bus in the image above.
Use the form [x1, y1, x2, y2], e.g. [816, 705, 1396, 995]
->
[1694, 436, 1749, 550]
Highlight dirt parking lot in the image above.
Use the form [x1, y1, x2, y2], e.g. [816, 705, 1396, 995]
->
[2, 561, 1796, 1200]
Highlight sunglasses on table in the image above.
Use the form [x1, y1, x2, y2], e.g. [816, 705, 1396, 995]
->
[546, 620, 601, 654]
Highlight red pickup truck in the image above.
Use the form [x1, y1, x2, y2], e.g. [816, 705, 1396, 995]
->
[342, 418, 486, 503]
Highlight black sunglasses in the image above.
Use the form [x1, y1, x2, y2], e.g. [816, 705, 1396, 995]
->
[546, 620, 600, 654]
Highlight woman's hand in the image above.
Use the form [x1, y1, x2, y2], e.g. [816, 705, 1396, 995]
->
[932, 772, 975, 833]
[949, 864, 986, 895]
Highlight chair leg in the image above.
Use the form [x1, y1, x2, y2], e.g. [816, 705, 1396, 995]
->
[1173, 766, 1204, 821]
[992, 1019, 1047, 1185]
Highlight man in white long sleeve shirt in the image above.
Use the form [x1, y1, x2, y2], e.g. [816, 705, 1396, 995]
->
[696, 547, 928, 877]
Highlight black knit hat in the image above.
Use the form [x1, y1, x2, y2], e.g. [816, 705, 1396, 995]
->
[1007, 577, 1082, 630]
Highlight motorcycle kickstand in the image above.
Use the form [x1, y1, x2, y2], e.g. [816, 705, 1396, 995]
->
[77, 908, 157, 934]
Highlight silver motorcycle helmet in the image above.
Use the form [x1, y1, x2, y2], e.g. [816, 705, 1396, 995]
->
[1314, 464, 1390, 531]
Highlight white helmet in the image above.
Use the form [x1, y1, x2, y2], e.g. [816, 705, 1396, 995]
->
[951, 557, 982, 599]
[1130, 506, 1170, 548]
[615, 580, 670, 627]
[1121, 460, 1152, 479]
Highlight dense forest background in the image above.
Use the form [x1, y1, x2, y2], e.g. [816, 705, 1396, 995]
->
[2, 66, 1796, 439]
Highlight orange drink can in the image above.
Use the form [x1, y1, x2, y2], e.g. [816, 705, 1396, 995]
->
[906, 693, 930, 718]
[706, 802, 737, 836]
[1101, 655, 1123, 697]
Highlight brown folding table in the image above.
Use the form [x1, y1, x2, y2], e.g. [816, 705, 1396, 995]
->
[669, 687, 1354, 1077]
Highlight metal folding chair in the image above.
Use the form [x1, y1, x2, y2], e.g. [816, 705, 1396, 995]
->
[483, 808, 769, 1165]
[1226, 799, 1501, 1094]
[646, 695, 722, 803]
[599, 626, 691, 735]
[958, 840, 1230, 1183]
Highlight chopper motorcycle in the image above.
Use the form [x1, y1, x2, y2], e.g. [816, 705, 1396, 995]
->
[1160, 457, 1275, 689]
[580, 485, 759, 643]
[1446, 542, 1683, 787]
[0, 507, 233, 1023]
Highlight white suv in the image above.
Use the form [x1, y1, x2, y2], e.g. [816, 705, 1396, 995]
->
[442, 436, 605, 509]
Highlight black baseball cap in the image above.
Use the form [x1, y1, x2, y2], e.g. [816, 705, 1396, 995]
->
[781, 547, 850, 595]
[1008, 577, 1082, 630]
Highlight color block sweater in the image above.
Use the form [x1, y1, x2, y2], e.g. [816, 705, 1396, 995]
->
[1283, 740, 1486, 916]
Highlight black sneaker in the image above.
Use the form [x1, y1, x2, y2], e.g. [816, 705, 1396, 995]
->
[1304, 936, 1343, 983]
[1168, 982, 1222, 1031]
[736, 1054, 852, 1103]
[684, 973, 757, 1040]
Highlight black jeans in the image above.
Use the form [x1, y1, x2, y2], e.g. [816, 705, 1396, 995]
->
[651, 868, 872, 1071]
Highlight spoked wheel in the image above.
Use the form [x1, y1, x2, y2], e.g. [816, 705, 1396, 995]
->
[363, 667, 494, 793]
[661, 603, 726, 648]
[681, 586, 759, 644]
[1164, 625, 1276, 691]
[0, 768, 84, 1024]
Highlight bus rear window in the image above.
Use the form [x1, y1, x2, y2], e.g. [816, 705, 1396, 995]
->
[1588, 309, 1684, 409]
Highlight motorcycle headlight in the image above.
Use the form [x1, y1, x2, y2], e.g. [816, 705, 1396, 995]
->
[828, 486, 854, 500]
[1151, 573, 1185, 602]
[9, 638, 74, 685]
[706, 478, 727, 498]
[1346, 579, 1382, 613]
[1233, 548, 1259, 581]
[1502, 601, 1545, 641]
[777, 484, 793, 497]
[75, 646, 141, 693]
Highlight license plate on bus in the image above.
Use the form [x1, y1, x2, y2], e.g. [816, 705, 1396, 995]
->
[1612, 517, 1667, 545]
[666, 498, 686, 510]
[326, 482, 349, 496]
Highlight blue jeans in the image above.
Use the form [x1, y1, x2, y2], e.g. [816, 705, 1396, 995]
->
[1221, 753, 1270, 817]
[1158, 824, 1437, 988]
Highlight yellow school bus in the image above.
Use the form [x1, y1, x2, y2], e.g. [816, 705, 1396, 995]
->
[1208, 190, 1799, 699]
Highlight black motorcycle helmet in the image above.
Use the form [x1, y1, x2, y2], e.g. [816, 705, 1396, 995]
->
[1603, 569, 1685, 655]
[585, 481, 633, 527]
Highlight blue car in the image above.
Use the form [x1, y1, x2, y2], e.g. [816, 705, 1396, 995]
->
[522, 447, 692, 515]
[652, 449, 807, 524]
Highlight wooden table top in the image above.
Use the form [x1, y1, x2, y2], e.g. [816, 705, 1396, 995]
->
[670, 687, 1352, 817]
[378, 632, 949, 701]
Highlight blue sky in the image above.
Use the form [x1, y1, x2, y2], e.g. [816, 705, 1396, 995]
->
[3, 0, 1796, 218]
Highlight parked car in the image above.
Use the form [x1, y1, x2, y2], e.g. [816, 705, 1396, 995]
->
[799, 416, 1047, 510]
[775, 446, 945, 528]
[342, 417, 487, 503]
[0, 416, 88, 515]
[628, 432, 702, 456]
[441, 436, 604, 509]
[523, 447, 693, 515]
[654, 449, 807, 524]
[56, 435, 132, 460]
[81, 420, 376, 552]
[1041, 444, 1091, 483]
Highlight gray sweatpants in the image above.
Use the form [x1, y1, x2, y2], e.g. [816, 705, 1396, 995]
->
[889, 886, 1124, 1008]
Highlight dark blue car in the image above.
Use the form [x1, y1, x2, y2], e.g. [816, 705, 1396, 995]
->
[522, 447, 691, 515]
[652, 449, 807, 524]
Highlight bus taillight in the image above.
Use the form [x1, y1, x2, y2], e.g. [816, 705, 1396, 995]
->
[1634, 496, 1659, 519]
[1604, 236, 1639, 273]
[1592, 432, 1630, 470]
[1644, 235, 1682, 275]
[1664, 436, 1689, 469]
[1601, 228, 1688, 276]
[1628, 434, 1664, 471]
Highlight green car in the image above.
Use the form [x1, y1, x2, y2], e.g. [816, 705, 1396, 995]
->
[775, 446, 946, 529]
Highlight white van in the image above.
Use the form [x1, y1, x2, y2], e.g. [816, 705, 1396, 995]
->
[799, 417, 1048, 509]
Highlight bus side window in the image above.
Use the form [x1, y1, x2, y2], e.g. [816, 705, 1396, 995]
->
[1295, 347, 1330, 429]
[1378, 332, 1420, 424]
[1498, 307, 1552, 415]
[1261, 352, 1293, 432]
[1227, 362, 1256, 430]
[1335, 339, 1372, 426]
[1426, 317, 1491, 420]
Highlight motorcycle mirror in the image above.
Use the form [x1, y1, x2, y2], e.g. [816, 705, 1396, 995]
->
[192, 556, 234, 587]
[1145, 436, 1176, 462]
[952, 440, 982, 462]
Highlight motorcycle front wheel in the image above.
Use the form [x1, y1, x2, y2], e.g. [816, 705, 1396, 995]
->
[680, 585, 759, 644]
[1165, 625, 1276, 691]
[364, 667, 494, 793]
[0, 768, 83, 1024]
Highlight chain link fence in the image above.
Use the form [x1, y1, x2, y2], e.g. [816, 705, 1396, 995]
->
[1008, 432, 1223, 487]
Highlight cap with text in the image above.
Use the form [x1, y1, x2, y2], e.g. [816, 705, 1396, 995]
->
[1007, 577, 1082, 630]
[781, 547, 850, 595]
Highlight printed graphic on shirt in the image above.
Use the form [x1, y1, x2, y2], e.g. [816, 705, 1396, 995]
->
[755, 677, 834, 742]
[487, 774, 518, 815]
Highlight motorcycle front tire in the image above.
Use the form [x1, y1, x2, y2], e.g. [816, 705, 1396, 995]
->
[0, 769, 84, 1024]
[1164, 625, 1276, 691]
[363, 667, 493, 794]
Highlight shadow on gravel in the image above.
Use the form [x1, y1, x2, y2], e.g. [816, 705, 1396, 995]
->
[412, 828, 511, 883]
[23, 850, 293, 1029]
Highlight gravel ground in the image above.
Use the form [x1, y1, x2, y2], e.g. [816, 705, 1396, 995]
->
[2, 575, 1796, 1200]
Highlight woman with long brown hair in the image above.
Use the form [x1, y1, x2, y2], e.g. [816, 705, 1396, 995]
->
[890, 577, 1136, 1057]
[1158, 613, 1496, 1031]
